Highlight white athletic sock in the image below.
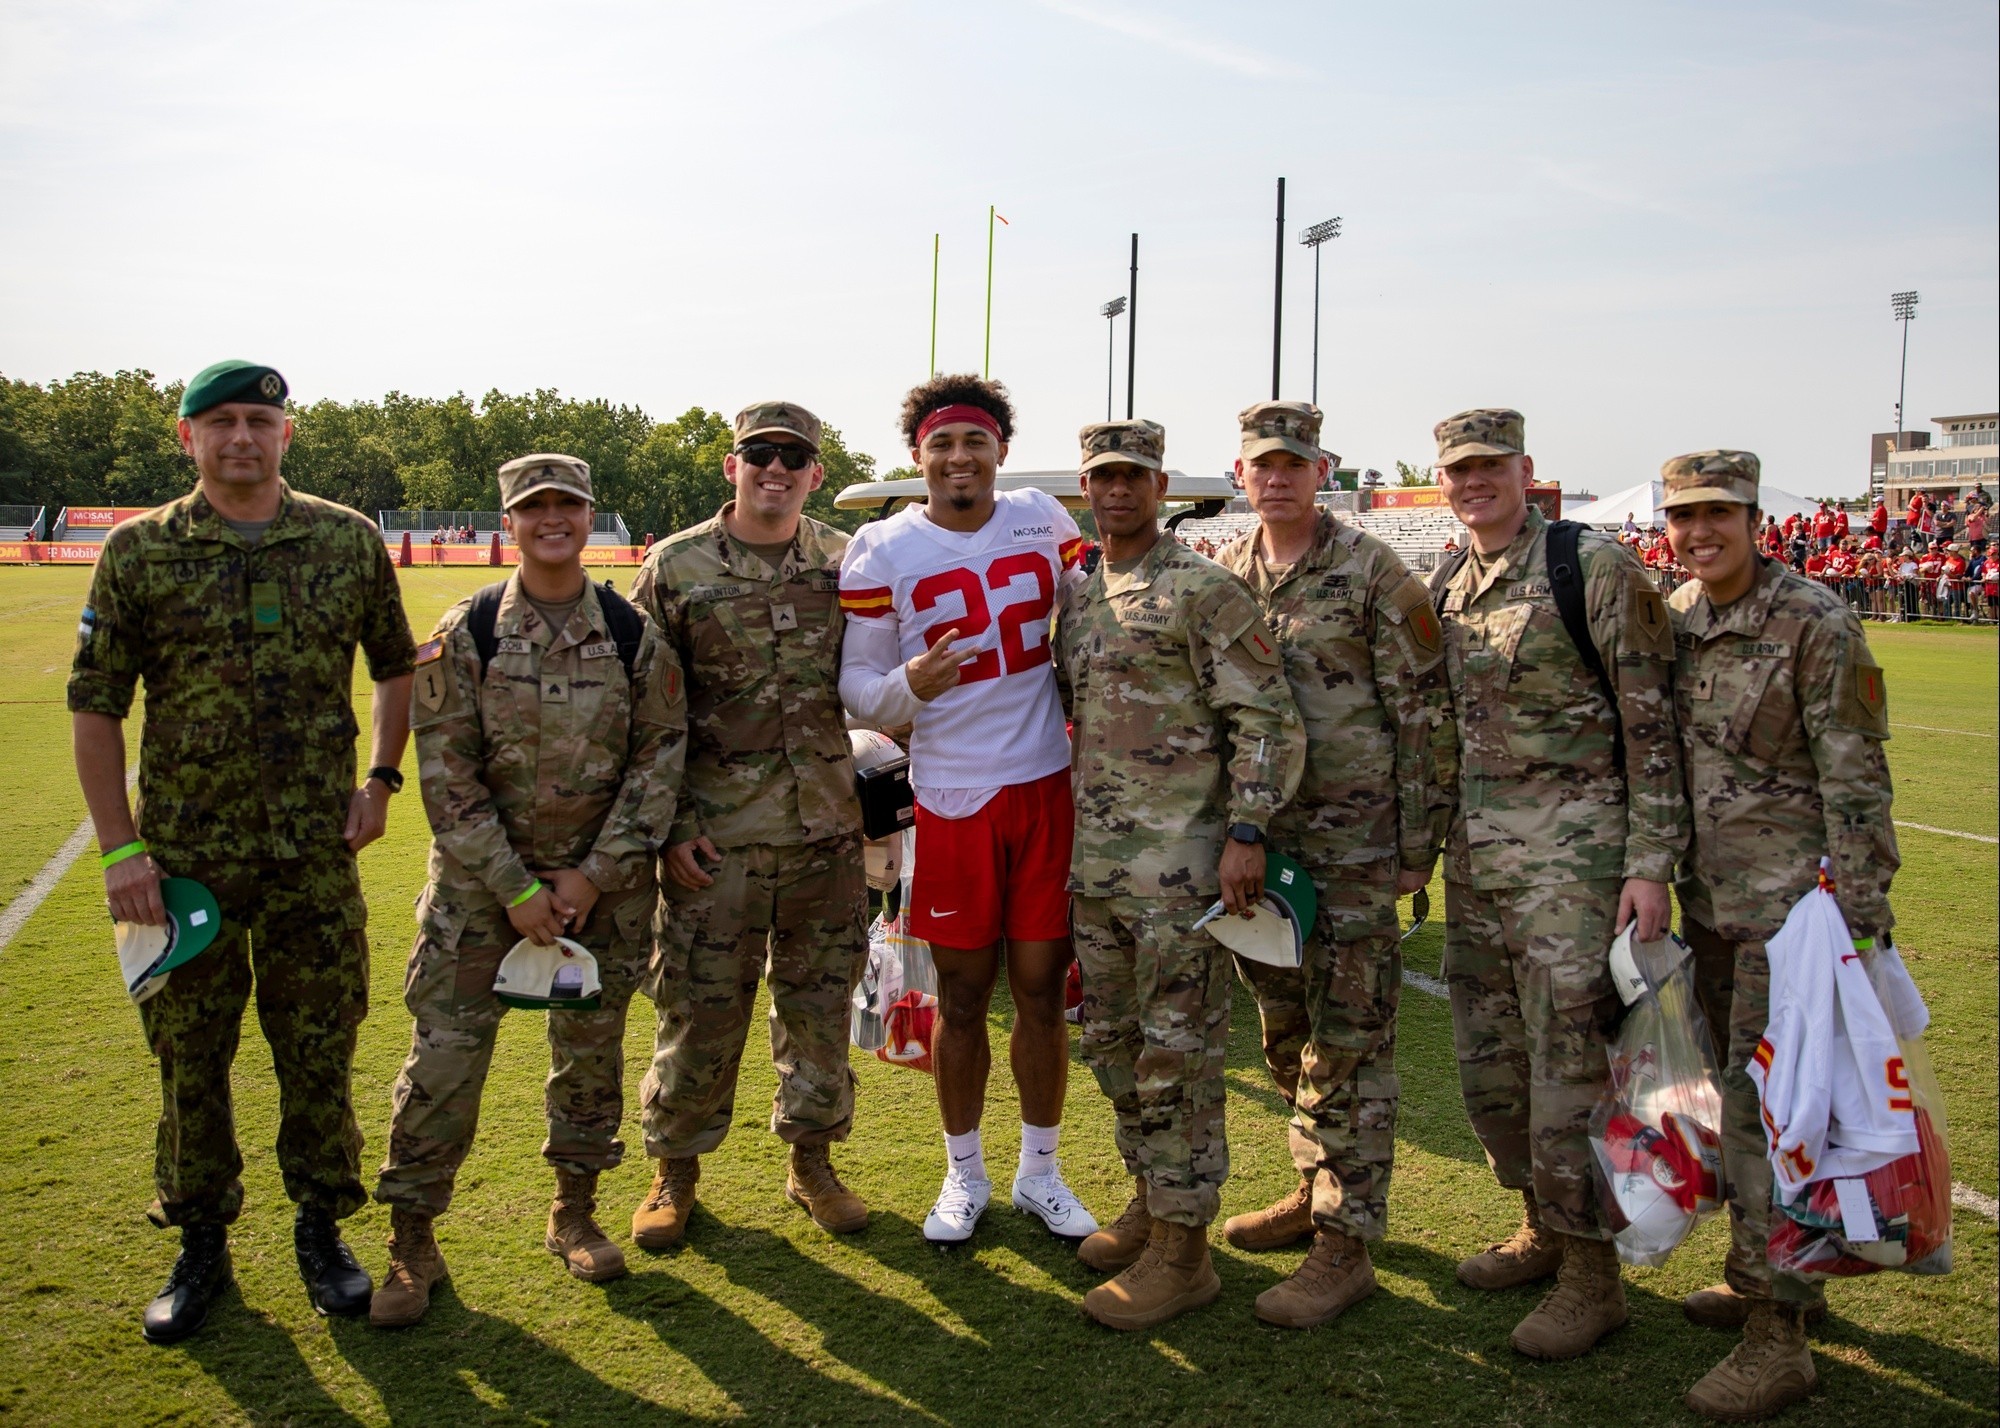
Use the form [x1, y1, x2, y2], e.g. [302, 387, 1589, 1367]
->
[1018, 1122, 1060, 1180]
[945, 1128, 986, 1182]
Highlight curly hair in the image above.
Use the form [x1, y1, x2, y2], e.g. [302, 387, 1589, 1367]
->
[898, 373, 1016, 448]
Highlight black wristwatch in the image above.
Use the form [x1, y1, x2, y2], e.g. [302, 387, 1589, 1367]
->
[1228, 822, 1264, 846]
[367, 765, 405, 794]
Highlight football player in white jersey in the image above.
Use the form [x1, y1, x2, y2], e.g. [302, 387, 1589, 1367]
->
[839, 375, 1097, 1245]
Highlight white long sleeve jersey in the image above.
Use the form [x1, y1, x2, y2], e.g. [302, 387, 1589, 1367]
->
[1748, 883, 1922, 1202]
[837, 489, 1083, 799]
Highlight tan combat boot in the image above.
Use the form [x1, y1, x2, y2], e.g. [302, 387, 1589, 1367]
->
[1684, 1282, 1826, 1331]
[1082, 1219, 1221, 1331]
[1457, 1188, 1564, 1290]
[1253, 1227, 1377, 1328]
[631, 1156, 699, 1250]
[1222, 1176, 1315, 1252]
[369, 1208, 447, 1328]
[1684, 1301, 1816, 1421]
[546, 1168, 627, 1283]
[786, 1144, 869, 1234]
[1509, 1233, 1628, 1360]
[1077, 1178, 1152, 1273]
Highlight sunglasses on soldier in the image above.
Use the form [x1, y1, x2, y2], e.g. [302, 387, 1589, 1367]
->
[737, 441, 816, 472]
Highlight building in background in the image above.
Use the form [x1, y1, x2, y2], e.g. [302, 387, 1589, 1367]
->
[1883, 413, 1998, 510]
[1870, 431, 1929, 501]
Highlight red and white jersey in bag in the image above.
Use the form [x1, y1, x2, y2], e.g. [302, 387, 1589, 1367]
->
[1749, 882, 1920, 1200]
[838, 489, 1083, 792]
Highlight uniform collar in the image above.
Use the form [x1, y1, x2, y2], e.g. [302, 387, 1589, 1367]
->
[1461, 506, 1545, 600]
[1686, 554, 1785, 638]
[1095, 528, 1175, 595]
[496, 569, 607, 650]
[182, 480, 306, 550]
[708, 501, 823, 582]
[1244, 510, 1342, 592]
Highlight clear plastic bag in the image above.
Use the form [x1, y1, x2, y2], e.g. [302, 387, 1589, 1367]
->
[1588, 928, 1728, 1267]
[851, 910, 938, 1058]
[1766, 948, 1954, 1281]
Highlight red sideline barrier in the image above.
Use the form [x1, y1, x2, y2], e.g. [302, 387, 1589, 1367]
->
[1, 542, 654, 567]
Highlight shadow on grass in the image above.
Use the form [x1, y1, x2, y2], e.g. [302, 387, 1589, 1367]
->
[179, 1287, 371, 1428]
[327, 1280, 685, 1426]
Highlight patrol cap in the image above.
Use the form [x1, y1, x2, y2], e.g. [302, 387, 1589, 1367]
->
[1434, 408, 1525, 467]
[735, 400, 822, 451]
[115, 877, 223, 1005]
[1658, 450, 1759, 510]
[498, 453, 594, 510]
[179, 360, 288, 419]
[493, 936, 601, 1010]
[1194, 851, 1317, 969]
[1238, 401, 1330, 463]
[1079, 418, 1166, 473]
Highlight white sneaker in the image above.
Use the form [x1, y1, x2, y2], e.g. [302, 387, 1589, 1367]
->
[1012, 1164, 1099, 1240]
[923, 1169, 992, 1244]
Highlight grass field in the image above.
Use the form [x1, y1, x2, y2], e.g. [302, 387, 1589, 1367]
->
[0, 566, 1992, 1427]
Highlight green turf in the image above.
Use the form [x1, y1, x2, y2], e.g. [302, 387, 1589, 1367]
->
[0, 568, 1992, 1426]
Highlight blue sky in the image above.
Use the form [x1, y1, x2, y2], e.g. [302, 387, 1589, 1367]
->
[2, 1, 1994, 498]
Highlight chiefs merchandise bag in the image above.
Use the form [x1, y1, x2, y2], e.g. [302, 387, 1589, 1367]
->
[1588, 927, 1728, 1267]
[1760, 886, 1953, 1280]
[852, 909, 939, 1072]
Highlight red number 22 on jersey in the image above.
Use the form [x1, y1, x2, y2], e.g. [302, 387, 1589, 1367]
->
[911, 553, 1055, 684]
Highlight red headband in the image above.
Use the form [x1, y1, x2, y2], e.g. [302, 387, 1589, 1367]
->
[915, 403, 1004, 449]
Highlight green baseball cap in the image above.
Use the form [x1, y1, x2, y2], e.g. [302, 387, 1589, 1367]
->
[1195, 851, 1317, 968]
[116, 877, 222, 1004]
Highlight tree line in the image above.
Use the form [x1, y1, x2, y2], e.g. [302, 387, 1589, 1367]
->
[0, 370, 899, 538]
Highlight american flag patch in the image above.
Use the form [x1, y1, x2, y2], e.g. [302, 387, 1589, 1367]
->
[415, 636, 445, 665]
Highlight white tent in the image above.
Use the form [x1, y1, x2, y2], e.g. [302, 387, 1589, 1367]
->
[1566, 479, 1822, 528]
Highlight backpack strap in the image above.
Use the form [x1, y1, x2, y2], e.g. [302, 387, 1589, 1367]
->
[1546, 520, 1625, 774]
[466, 580, 508, 677]
[596, 581, 644, 682]
[1426, 545, 1471, 604]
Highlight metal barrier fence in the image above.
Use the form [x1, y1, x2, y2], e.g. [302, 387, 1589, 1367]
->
[1647, 566, 1995, 624]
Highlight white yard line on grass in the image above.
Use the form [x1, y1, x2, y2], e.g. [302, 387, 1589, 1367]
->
[1401, 965, 2000, 1225]
[1892, 723, 1995, 737]
[1894, 820, 1999, 845]
[0, 770, 134, 954]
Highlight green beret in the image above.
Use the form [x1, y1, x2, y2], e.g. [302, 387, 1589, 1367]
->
[179, 360, 288, 419]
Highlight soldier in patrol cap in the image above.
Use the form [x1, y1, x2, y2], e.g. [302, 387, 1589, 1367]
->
[1213, 401, 1456, 1328]
[370, 453, 687, 1326]
[629, 401, 872, 1246]
[1429, 408, 1688, 1360]
[69, 359, 418, 1343]
[1660, 450, 1899, 1420]
[1056, 418, 1306, 1330]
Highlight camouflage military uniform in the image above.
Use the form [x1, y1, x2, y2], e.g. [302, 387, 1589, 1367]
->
[1055, 534, 1304, 1227]
[633, 504, 867, 1156]
[374, 574, 686, 1217]
[67, 483, 417, 1227]
[1665, 452, 1899, 1307]
[1218, 508, 1455, 1240]
[1436, 502, 1686, 1237]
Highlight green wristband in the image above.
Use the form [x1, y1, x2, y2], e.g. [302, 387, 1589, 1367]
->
[1851, 936, 1875, 951]
[509, 879, 544, 909]
[100, 840, 148, 870]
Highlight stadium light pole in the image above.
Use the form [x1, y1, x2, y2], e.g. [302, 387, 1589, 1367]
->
[1271, 178, 1286, 399]
[1891, 290, 1919, 453]
[1300, 217, 1342, 407]
[1100, 297, 1127, 421]
[1126, 234, 1139, 420]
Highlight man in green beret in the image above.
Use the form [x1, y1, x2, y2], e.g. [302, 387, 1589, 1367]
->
[69, 360, 419, 1344]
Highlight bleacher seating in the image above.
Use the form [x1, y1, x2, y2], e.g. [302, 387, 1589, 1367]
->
[1175, 505, 1464, 572]
[378, 510, 632, 546]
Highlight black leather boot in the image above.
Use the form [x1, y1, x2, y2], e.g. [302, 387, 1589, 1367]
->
[296, 1205, 373, 1317]
[142, 1224, 231, 1345]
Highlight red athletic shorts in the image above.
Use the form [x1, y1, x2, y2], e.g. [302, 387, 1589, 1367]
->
[910, 768, 1074, 950]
